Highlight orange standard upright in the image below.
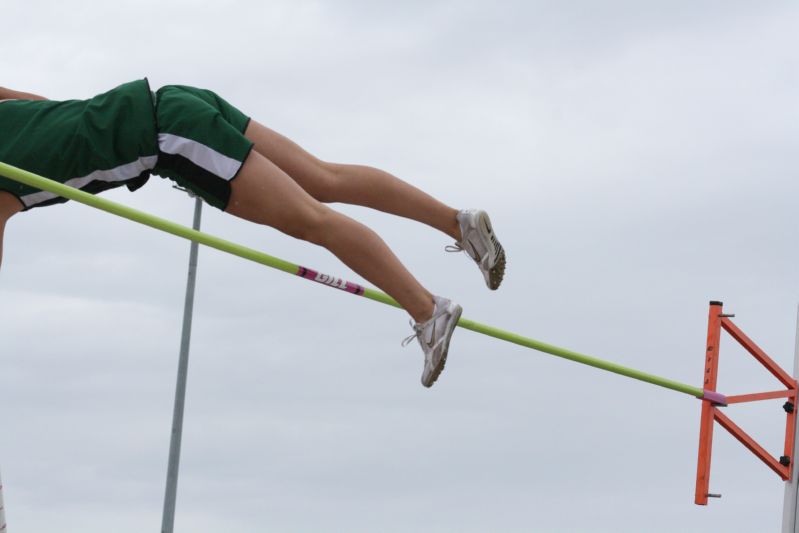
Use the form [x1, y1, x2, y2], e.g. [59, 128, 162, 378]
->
[695, 301, 798, 505]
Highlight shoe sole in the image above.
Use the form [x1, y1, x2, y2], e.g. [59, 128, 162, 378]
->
[476, 211, 506, 291]
[422, 304, 463, 388]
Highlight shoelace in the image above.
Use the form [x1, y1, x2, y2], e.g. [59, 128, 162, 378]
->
[446, 240, 482, 264]
[401, 320, 423, 347]
[400, 304, 449, 347]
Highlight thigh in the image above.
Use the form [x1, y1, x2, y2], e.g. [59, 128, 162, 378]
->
[0, 191, 23, 218]
[226, 149, 328, 237]
[244, 120, 337, 201]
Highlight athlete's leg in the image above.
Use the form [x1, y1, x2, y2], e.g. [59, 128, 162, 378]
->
[226, 150, 435, 323]
[243, 120, 462, 240]
[0, 192, 23, 269]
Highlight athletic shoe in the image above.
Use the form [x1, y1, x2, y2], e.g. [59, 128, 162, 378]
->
[401, 295, 463, 388]
[446, 209, 506, 290]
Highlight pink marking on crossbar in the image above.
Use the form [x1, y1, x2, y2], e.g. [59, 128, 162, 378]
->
[702, 389, 728, 406]
[297, 266, 365, 295]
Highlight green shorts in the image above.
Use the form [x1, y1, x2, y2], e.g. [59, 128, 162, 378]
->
[153, 84, 254, 210]
[0, 79, 254, 211]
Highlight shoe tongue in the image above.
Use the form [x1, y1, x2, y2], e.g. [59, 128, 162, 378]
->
[424, 324, 435, 344]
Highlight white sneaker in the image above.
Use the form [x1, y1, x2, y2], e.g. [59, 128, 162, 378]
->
[401, 296, 463, 388]
[446, 209, 506, 290]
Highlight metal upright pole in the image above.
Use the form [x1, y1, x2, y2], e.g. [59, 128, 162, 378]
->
[161, 196, 203, 533]
[0, 466, 7, 532]
[782, 304, 799, 533]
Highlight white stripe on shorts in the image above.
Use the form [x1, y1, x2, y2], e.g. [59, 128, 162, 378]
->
[21, 155, 158, 208]
[158, 133, 242, 182]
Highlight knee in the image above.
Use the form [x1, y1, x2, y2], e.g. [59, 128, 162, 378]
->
[311, 162, 345, 203]
[282, 203, 334, 246]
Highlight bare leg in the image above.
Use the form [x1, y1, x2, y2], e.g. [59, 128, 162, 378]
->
[227, 150, 435, 323]
[243, 120, 462, 240]
[0, 192, 23, 269]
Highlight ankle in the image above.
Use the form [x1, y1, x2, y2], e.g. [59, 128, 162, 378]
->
[448, 209, 462, 241]
[411, 297, 435, 324]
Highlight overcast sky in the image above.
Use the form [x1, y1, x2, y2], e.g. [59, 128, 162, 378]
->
[1, 1, 798, 532]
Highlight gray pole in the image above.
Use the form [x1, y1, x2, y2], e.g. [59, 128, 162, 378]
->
[161, 196, 203, 533]
[0, 466, 7, 532]
[782, 304, 799, 533]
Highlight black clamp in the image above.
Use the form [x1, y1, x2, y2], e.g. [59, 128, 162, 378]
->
[781, 456, 792, 467]
[785, 402, 795, 414]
